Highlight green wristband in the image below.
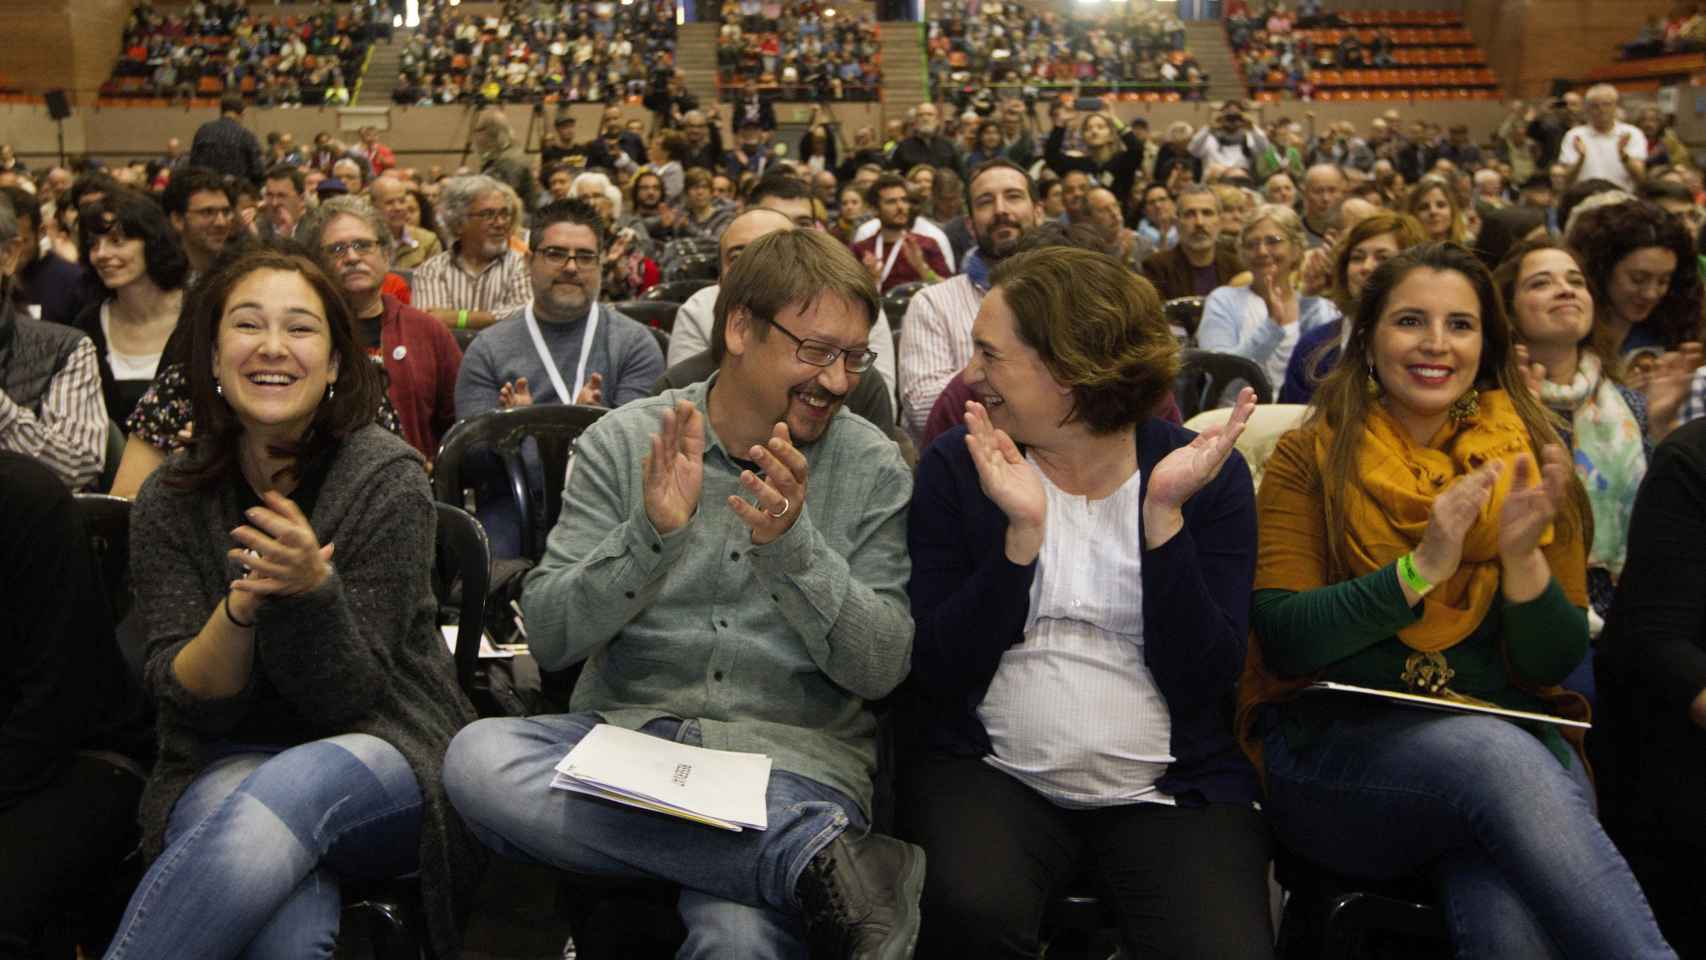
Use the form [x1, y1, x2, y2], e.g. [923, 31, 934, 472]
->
[456, 309, 469, 330]
[1397, 552, 1435, 597]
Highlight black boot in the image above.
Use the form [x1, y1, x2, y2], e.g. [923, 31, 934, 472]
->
[795, 830, 926, 960]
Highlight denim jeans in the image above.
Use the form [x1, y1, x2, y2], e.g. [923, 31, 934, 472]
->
[444, 713, 863, 957]
[1261, 706, 1675, 959]
[104, 734, 423, 960]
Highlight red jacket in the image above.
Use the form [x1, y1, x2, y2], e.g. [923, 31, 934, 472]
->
[374, 294, 462, 460]
[851, 231, 952, 293]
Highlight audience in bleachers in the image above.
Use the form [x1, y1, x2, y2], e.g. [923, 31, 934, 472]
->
[105, 0, 375, 106]
[926, 0, 1204, 100]
[397, 0, 678, 106]
[1228, 2, 1495, 102]
[718, 0, 883, 101]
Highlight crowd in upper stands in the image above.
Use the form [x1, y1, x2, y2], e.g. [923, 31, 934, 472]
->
[1621, 1, 1706, 60]
[392, 0, 680, 106]
[716, 0, 885, 101]
[11, 45, 1706, 959]
[926, 0, 1206, 100]
[106, 0, 378, 106]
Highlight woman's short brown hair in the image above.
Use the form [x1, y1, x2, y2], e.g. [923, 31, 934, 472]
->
[989, 246, 1180, 434]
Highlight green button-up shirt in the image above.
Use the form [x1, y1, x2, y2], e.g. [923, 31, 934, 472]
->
[521, 375, 915, 815]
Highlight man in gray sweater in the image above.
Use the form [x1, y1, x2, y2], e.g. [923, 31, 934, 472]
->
[454, 198, 664, 418]
[445, 229, 924, 959]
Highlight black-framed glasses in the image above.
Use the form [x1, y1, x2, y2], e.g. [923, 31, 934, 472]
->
[534, 246, 601, 269]
[323, 238, 383, 259]
[467, 207, 515, 223]
[764, 316, 877, 373]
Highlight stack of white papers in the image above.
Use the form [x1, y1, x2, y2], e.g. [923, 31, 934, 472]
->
[550, 724, 773, 832]
[439, 624, 516, 660]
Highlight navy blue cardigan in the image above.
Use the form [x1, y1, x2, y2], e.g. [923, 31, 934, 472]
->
[901, 418, 1262, 806]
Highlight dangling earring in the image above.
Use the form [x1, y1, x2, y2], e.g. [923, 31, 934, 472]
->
[1448, 387, 1479, 425]
[326, 382, 336, 401]
[214, 379, 223, 397]
[1365, 362, 1381, 398]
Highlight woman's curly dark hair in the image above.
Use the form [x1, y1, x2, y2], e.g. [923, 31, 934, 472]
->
[79, 187, 189, 292]
[1569, 198, 1704, 349]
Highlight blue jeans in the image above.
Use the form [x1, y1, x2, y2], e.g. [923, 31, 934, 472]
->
[104, 734, 423, 960]
[444, 713, 864, 958]
[1261, 707, 1674, 959]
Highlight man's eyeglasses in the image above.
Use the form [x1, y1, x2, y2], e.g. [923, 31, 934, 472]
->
[323, 238, 383, 259]
[467, 207, 515, 223]
[764, 316, 877, 373]
[535, 246, 601, 269]
[187, 206, 234, 221]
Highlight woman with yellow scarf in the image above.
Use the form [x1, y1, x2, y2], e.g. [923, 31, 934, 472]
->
[1239, 243, 1674, 957]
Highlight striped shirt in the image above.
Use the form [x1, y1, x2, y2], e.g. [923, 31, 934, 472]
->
[0, 338, 108, 491]
[977, 459, 1174, 808]
[1679, 366, 1706, 429]
[897, 273, 984, 444]
[410, 244, 533, 316]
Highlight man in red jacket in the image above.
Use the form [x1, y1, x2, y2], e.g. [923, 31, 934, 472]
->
[304, 196, 462, 463]
[851, 173, 951, 293]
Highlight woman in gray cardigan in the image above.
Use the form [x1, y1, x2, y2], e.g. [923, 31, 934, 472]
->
[105, 250, 483, 959]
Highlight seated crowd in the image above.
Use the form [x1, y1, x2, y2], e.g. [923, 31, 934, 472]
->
[927, 0, 1206, 101]
[392, 0, 680, 107]
[1226, 0, 1492, 101]
[105, 0, 377, 107]
[6, 77, 1706, 960]
[1620, 2, 1706, 61]
[717, 0, 884, 102]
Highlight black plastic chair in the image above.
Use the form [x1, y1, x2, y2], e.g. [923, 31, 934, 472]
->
[673, 253, 720, 282]
[883, 280, 928, 324]
[96, 419, 126, 494]
[452, 326, 479, 351]
[614, 299, 682, 333]
[1163, 296, 1206, 342]
[433, 404, 609, 562]
[1274, 852, 1448, 959]
[341, 503, 492, 960]
[1174, 349, 1273, 421]
[644, 278, 714, 304]
[74, 494, 134, 626]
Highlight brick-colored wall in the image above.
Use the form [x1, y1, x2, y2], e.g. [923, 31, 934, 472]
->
[1466, 0, 1676, 99]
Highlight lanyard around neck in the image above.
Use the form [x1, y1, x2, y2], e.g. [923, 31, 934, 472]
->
[523, 300, 599, 404]
[874, 233, 907, 285]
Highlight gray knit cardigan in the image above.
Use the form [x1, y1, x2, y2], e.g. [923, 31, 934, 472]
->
[130, 423, 484, 955]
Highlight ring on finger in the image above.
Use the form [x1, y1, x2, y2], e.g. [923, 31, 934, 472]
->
[766, 495, 790, 519]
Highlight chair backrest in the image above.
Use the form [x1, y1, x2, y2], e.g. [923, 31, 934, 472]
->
[883, 281, 928, 325]
[452, 327, 479, 351]
[674, 253, 720, 282]
[433, 502, 490, 696]
[1174, 349, 1274, 421]
[433, 404, 609, 561]
[645, 278, 714, 304]
[74, 493, 133, 627]
[1182, 404, 1308, 491]
[614, 299, 682, 333]
[647, 325, 670, 356]
[97, 419, 126, 493]
[1164, 296, 1206, 341]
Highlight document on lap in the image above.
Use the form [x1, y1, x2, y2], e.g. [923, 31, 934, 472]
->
[550, 723, 773, 832]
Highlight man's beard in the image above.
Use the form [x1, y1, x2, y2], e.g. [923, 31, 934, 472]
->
[975, 216, 1025, 260]
[536, 279, 594, 324]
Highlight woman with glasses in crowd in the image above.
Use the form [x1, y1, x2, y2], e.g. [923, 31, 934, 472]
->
[1200, 203, 1341, 391]
[1241, 242, 1673, 959]
[104, 249, 481, 959]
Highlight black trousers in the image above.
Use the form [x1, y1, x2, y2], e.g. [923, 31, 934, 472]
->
[897, 752, 1276, 960]
[0, 755, 143, 958]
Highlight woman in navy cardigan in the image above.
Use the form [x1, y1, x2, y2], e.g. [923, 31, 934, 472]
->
[897, 246, 1274, 959]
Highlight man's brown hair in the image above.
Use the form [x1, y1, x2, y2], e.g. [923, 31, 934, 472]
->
[711, 230, 879, 364]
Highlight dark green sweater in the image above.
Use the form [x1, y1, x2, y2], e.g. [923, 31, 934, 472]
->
[1253, 563, 1589, 766]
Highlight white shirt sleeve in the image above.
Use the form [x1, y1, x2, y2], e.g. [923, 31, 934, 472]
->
[897, 288, 957, 443]
[667, 288, 716, 367]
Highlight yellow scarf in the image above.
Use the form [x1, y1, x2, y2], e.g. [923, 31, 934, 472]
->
[1328, 389, 1549, 653]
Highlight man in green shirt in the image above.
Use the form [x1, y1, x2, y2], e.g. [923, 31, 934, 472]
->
[444, 229, 924, 959]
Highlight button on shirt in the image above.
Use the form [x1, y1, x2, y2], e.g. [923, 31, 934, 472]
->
[977, 460, 1175, 807]
[519, 375, 915, 815]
